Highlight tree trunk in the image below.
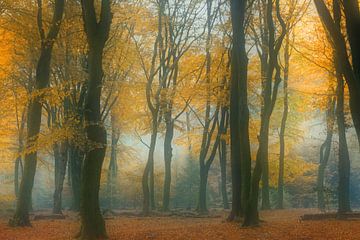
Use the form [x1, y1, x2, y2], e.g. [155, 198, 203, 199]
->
[334, 17, 352, 212]
[317, 97, 335, 211]
[78, 48, 108, 239]
[219, 109, 229, 210]
[198, 167, 209, 214]
[9, 0, 64, 227]
[53, 143, 68, 214]
[70, 145, 82, 211]
[14, 156, 22, 198]
[78, 1, 111, 238]
[228, 0, 252, 221]
[162, 115, 174, 211]
[196, 0, 218, 215]
[107, 115, 119, 210]
[277, 32, 290, 209]
[314, 0, 360, 149]
[336, 75, 351, 213]
[142, 119, 158, 215]
[261, 131, 271, 209]
[244, 0, 286, 225]
[150, 153, 155, 210]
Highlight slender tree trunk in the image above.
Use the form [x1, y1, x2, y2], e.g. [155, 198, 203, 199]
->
[219, 141, 229, 209]
[317, 97, 335, 211]
[70, 145, 82, 211]
[9, 0, 64, 227]
[142, 119, 158, 215]
[219, 109, 229, 209]
[14, 156, 22, 198]
[336, 75, 351, 213]
[244, 0, 286, 225]
[197, 0, 214, 215]
[150, 152, 155, 210]
[333, 12, 352, 211]
[245, 119, 270, 225]
[259, 8, 271, 212]
[277, 32, 290, 209]
[14, 109, 25, 199]
[260, 138, 271, 210]
[162, 115, 174, 211]
[53, 143, 68, 214]
[107, 115, 119, 210]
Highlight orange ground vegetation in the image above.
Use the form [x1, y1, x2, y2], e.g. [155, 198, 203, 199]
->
[1, 209, 360, 239]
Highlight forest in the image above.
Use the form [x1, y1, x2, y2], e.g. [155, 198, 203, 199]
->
[0, 0, 360, 239]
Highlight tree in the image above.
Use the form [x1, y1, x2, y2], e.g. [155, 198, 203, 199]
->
[333, 0, 351, 213]
[244, 0, 286, 225]
[228, 0, 252, 221]
[276, 30, 290, 209]
[317, 95, 335, 211]
[218, 106, 230, 209]
[129, 2, 163, 214]
[159, 0, 202, 212]
[77, 0, 112, 238]
[314, 0, 360, 149]
[196, 0, 228, 214]
[276, 0, 309, 209]
[106, 113, 120, 210]
[9, 0, 65, 227]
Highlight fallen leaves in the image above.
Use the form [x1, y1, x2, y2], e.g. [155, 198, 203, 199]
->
[1, 209, 360, 240]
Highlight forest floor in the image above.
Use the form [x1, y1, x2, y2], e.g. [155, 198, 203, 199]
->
[1, 208, 360, 239]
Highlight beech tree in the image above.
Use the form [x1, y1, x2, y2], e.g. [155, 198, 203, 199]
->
[244, 0, 286, 225]
[77, 0, 112, 238]
[9, 0, 65, 227]
[228, 0, 251, 221]
[314, 0, 360, 148]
